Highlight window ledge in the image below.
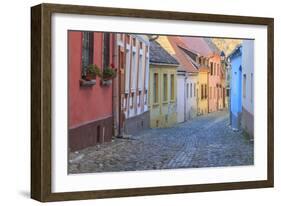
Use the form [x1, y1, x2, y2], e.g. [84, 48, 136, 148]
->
[101, 79, 112, 86]
[80, 79, 96, 87]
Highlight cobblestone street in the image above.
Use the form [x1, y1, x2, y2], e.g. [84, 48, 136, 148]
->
[69, 110, 253, 174]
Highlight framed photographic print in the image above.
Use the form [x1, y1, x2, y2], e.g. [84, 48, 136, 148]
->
[31, 3, 274, 202]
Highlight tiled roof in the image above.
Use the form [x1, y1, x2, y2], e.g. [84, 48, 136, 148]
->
[166, 36, 199, 73]
[180, 36, 214, 56]
[149, 41, 179, 65]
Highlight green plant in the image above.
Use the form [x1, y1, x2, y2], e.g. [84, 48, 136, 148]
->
[86, 64, 101, 79]
[102, 64, 117, 80]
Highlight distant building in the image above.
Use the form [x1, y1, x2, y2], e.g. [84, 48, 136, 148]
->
[208, 53, 226, 112]
[114, 34, 150, 136]
[161, 36, 199, 122]
[149, 41, 179, 128]
[180, 37, 225, 115]
[221, 50, 230, 110]
[228, 45, 243, 130]
[241, 40, 254, 138]
[68, 31, 116, 151]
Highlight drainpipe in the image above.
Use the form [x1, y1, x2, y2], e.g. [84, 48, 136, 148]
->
[207, 69, 210, 113]
[184, 73, 187, 121]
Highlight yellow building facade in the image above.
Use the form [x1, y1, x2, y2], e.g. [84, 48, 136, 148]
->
[149, 41, 179, 128]
[197, 67, 209, 115]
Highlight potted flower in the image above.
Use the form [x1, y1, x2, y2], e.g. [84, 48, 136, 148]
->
[101, 64, 117, 86]
[85, 64, 101, 81]
[80, 64, 101, 87]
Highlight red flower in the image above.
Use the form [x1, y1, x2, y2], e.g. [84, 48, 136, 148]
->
[110, 63, 115, 68]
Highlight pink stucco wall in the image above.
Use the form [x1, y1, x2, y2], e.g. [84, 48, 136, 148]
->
[68, 31, 114, 128]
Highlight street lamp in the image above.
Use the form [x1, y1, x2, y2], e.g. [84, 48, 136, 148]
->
[220, 50, 226, 61]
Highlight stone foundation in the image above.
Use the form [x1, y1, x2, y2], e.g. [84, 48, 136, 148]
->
[241, 107, 254, 138]
[69, 116, 113, 151]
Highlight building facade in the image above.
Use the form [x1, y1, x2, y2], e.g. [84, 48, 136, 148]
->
[158, 36, 199, 122]
[149, 41, 179, 128]
[197, 65, 209, 115]
[68, 31, 116, 151]
[241, 40, 254, 138]
[114, 34, 150, 136]
[228, 45, 243, 130]
[208, 54, 225, 113]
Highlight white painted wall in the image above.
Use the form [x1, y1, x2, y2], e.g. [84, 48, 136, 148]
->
[242, 40, 254, 115]
[177, 71, 186, 122]
[186, 74, 198, 120]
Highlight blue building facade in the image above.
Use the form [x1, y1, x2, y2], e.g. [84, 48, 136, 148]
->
[228, 45, 242, 130]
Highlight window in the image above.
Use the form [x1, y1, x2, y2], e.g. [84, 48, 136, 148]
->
[132, 37, 136, 46]
[163, 74, 168, 101]
[190, 83, 193, 98]
[251, 73, 253, 102]
[210, 87, 212, 99]
[125, 34, 130, 43]
[243, 74, 247, 98]
[187, 83, 189, 99]
[210, 62, 213, 75]
[205, 84, 207, 99]
[123, 94, 128, 110]
[226, 89, 230, 97]
[81, 31, 93, 77]
[214, 64, 216, 76]
[194, 84, 196, 98]
[103, 33, 110, 69]
[125, 48, 131, 93]
[170, 74, 175, 100]
[130, 92, 134, 108]
[201, 84, 203, 100]
[138, 52, 143, 90]
[131, 50, 137, 90]
[153, 73, 159, 103]
[138, 91, 141, 106]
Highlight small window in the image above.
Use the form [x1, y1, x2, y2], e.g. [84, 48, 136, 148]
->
[187, 83, 189, 99]
[210, 87, 212, 99]
[194, 84, 196, 98]
[130, 93, 134, 108]
[163, 74, 168, 101]
[190, 83, 193, 98]
[214, 64, 216, 76]
[201, 84, 203, 100]
[205, 84, 207, 99]
[138, 91, 141, 106]
[243, 74, 247, 98]
[81, 31, 94, 78]
[170, 74, 175, 100]
[132, 37, 136, 47]
[153, 73, 159, 103]
[103, 33, 110, 69]
[125, 34, 130, 43]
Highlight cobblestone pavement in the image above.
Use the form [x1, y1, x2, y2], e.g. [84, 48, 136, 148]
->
[69, 110, 254, 174]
